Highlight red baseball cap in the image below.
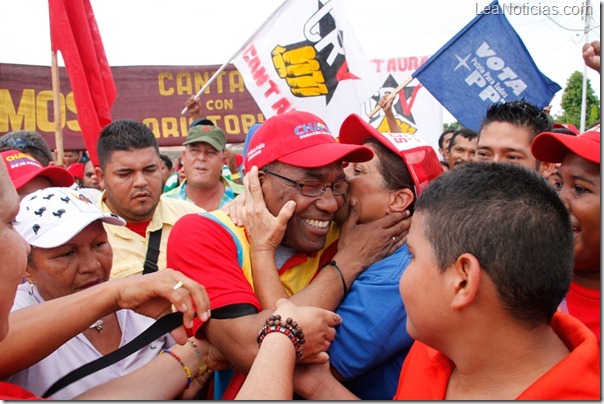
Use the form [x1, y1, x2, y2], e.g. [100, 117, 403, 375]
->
[340, 114, 442, 196]
[1, 150, 74, 191]
[243, 110, 373, 171]
[67, 162, 85, 180]
[531, 124, 600, 165]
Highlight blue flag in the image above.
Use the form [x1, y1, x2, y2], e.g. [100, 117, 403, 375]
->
[412, 0, 561, 131]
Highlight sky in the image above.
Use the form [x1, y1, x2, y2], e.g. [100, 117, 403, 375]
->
[1, 0, 600, 122]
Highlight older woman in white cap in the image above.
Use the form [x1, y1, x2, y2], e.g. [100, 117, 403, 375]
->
[4, 187, 212, 399]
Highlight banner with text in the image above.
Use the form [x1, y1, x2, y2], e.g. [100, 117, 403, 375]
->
[0, 63, 263, 149]
[1, 58, 441, 152]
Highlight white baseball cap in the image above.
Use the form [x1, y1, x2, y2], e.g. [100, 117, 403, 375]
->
[16, 187, 125, 248]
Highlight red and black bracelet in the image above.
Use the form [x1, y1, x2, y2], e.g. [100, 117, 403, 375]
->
[257, 314, 306, 360]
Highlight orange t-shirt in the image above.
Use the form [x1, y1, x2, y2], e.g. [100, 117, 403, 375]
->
[394, 312, 600, 400]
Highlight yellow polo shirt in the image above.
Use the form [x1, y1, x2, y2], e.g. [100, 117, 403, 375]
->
[98, 193, 204, 279]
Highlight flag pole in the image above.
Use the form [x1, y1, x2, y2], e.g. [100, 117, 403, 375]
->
[366, 75, 413, 119]
[579, 0, 591, 133]
[51, 49, 64, 166]
[181, 0, 290, 115]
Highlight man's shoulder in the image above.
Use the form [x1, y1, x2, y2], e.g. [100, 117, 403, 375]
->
[162, 181, 186, 199]
[159, 195, 204, 214]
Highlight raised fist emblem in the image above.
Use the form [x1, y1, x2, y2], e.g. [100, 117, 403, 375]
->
[272, 44, 328, 97]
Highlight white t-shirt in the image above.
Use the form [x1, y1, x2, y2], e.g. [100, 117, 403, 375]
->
[5, 283, 175, 399]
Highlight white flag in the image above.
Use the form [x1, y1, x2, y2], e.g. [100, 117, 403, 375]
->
[362, 57, 444, 155]
[232, 0, 379, 136]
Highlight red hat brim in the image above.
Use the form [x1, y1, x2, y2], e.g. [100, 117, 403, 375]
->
[532, 130, 600, 164]
[13, 165, 75, 191]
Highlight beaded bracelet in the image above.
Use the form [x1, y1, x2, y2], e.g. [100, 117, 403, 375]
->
[187, 339, 208, 377]
[257, 314, 305, 360]
[322, 259, 348, 298]
[161, 348, 193, 389]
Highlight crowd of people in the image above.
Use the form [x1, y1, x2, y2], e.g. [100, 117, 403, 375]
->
[0, 41, 599, 400]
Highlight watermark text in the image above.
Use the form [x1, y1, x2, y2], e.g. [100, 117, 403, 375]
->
[477, 2, 593, 16]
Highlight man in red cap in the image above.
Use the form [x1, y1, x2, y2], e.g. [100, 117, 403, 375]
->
[531, 124, 601, 344]
[168, 110, 409, 399]
[1, 150, 74, 199]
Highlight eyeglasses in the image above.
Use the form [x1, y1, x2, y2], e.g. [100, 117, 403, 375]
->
[261, 170, 349, 197]
[0, 136, 52, 161]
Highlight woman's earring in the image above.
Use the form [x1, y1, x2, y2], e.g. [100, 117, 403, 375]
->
[28, 282, 35, 296]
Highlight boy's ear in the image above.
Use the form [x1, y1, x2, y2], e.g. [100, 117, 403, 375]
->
[450, 253, 481, 310]
[389, 188, 414, 213]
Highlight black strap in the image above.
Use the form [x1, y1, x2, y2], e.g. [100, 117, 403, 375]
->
[42, 311, 185, 398]
[211, 303, 258, 319]
[142, 228, 162, 275]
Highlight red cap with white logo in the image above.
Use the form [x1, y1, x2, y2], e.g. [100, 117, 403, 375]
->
[244, 110, 373, 171]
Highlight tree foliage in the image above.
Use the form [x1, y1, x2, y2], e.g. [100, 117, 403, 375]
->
[443, 121, 460, 131]
[557, 71, 600, 128]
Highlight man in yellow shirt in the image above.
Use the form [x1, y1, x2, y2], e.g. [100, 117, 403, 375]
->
[95, 119, 203, 279]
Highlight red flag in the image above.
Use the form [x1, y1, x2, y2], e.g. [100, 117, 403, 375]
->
[49, 0, 116, 166]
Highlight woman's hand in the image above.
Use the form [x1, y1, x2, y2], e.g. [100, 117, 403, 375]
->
[110, 269, 211, 343]
[335, 198, 410, 274]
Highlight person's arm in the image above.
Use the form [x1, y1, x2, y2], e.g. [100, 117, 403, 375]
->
[236, 332, 296, 399]
[202, 303, 338, 373]
[236, 299, 341, 400]
[379, 93, 402, 133]
[0, 269, 210, 379]
[294, 362, 359, 400]
[75, 337, 203, 400]
[225, 147, 243, 185]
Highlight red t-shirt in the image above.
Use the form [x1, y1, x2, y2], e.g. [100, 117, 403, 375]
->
[167, 213, 261, 334]
[394, 312, 600, 400]
[125, 220, 151, 238]
[562, 281, 600, 344]
[0, 382, 44, 400]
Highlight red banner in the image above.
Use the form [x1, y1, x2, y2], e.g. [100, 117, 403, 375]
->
[0, 63, 265, 150]
[49, 0, 116, 165]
